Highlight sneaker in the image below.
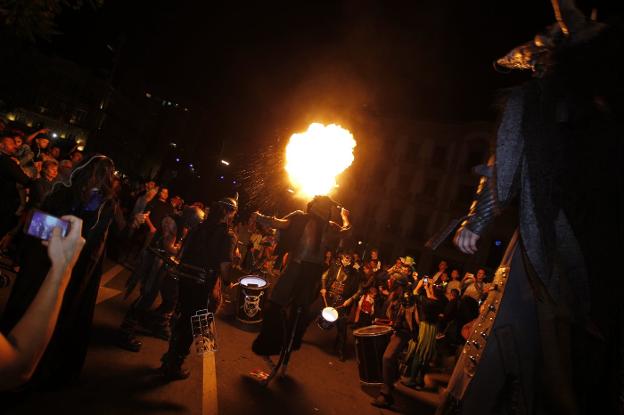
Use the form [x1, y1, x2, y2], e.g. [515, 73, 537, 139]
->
[371, 393, 394, 409]
[116, 333, 142, 352]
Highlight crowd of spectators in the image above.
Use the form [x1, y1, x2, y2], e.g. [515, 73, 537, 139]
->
[1, 119, 493, 402]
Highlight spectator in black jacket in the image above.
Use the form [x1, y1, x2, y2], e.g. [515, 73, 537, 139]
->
[0, 133, 31, 237]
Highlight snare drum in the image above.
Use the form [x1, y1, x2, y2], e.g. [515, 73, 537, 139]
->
[316, 306, 339, 330]
[353, 325, 393, 384]
[236, 275, 269, 324]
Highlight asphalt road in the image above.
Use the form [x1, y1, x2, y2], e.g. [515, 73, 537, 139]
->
[1, 260, 434, 415]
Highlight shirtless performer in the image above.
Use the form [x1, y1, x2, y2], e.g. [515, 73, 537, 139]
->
[250, 195, 351, 380]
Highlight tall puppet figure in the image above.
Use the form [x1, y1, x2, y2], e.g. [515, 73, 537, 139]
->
[438, 2, 623, 414]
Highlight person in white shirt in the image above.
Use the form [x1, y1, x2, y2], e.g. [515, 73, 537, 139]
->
[446, 269, 462, 295]
[462, 269, 493, 302]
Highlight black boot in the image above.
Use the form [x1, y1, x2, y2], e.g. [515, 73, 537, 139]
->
[149, 312, 172, 341]
[116, 313, 142, 352]
[116, 331, 142, 352]
[160, 352, 190, 381]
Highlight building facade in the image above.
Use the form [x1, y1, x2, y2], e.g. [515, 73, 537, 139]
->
[339, 116, 516, 276]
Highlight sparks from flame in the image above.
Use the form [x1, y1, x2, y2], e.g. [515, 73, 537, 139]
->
[285, 123, 356, 198]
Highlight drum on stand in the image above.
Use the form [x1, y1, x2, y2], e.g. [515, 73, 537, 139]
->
[353, 325, 393, 385]
[236, 275, 269, 324]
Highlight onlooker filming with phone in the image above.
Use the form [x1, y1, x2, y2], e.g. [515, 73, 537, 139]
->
[0, 216, 85, 390]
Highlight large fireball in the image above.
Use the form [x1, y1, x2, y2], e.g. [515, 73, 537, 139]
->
[285, 123, 356, 198]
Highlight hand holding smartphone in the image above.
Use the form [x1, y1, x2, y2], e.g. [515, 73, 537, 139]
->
[24, 210, 70, 241]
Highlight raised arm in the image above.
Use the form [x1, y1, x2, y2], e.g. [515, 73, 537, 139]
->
[252, 210, 298, 230]
[0, 216, 85, 390]
[329, 208, 351, 233]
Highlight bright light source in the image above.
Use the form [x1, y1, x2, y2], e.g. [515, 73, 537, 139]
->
[287, 189, 295, 194]
[170, 142, 177, 148]
[175, 158, 180, 162]
[221, 160, 230, 166]
[495, 240, 502, 247]
[219, 176, 224, 180]
[77, 145, 85, 151]
[358, 241, 363, 245]
[6, 113, 16, 121]
[285, 123, 356, 198]
[232, 180, 237, 184]
[188, 163, 193, 168]
[145, 92, 152, 98]
[52, 133, 58, 138]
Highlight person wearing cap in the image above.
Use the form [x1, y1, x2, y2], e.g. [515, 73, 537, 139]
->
[158, 194, 237, 380]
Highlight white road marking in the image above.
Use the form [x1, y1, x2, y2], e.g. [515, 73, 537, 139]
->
[96, 264, 126, 304]
[202, 353, 218, 415]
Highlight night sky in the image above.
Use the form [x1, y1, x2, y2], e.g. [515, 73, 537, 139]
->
[53, 1, 561, 137]
[44, 0, 611, 203]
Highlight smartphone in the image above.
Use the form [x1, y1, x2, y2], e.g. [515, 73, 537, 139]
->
[24, 210, 70, 241]
[423, 277, 429, 284]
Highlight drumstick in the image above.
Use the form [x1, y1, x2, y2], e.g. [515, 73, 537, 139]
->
[322, 293, 328, 308]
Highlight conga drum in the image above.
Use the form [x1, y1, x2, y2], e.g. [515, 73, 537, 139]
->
[353, 325, 393, 384]
[236, 275, 270, 324]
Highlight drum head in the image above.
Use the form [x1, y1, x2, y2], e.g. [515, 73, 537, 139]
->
[239, 276, 267, 288]
[353, 325, 393, 337]
[321, 307, 339, 323]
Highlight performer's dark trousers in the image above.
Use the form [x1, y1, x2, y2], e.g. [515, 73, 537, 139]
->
[381, 330, 412, 395]
[156, 271, 179, 316]
[121, 252, 166, 333]
[166, 275, 217, 361]
[252, 260, 323, 356]
[335, 315, 349, 354]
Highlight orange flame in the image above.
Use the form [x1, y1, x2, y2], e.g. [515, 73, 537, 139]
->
[285, 123, 356, 198]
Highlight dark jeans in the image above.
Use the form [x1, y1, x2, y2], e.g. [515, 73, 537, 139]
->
[166, 276, 217, 360]
[156, 271, 179, 316]
[121, 252, 167, 333]
[335, 315, 349, 354]
[381, 330, 412, 395]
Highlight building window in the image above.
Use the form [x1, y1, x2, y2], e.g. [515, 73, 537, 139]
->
[430, 145, 448, 168]
[422, 178, 439, 199]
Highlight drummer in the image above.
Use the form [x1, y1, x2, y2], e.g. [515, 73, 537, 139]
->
[320, 252, 361, 361]
[159, 195, 237, 380]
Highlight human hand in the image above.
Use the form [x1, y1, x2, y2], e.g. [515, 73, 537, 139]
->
[320, 288, 327, 296]
[453, 227, 480, 255]
[342, 299, 352, 307]
[340, 208, 350, 219]
[43, 215, 85, 271]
